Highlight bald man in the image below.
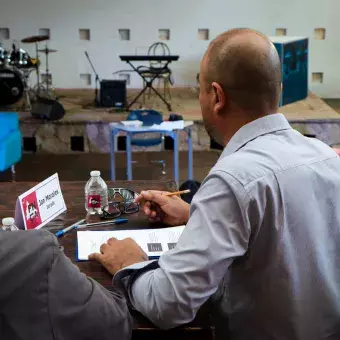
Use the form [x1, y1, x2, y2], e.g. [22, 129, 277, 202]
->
[90, 29, 340, 339]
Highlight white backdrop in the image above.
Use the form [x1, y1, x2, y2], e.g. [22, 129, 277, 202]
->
[0, 0, 337, 97]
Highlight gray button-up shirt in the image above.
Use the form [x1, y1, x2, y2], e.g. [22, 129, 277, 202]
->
[115, 113, 340, 340]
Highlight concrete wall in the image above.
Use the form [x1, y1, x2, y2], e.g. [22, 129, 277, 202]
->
[0, 0, 337, 97]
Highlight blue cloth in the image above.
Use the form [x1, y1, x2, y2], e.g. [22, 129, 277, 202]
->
[0, 112, 19, 140]
[0, 112, 22, 171]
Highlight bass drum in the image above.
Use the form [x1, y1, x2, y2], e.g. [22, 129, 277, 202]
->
[0, 68, 24, 106]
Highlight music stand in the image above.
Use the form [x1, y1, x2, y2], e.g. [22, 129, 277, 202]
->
[84, 51, 100, 106]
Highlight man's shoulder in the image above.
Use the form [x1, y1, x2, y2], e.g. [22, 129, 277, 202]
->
[211, 149, 274, 187]
[212, 135, 338, 187]
[0, 230, 58, 295]
[0, 230, 58, 257]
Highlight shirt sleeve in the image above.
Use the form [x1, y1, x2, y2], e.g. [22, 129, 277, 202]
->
[48, 238, 133, 340]
[122, 170, 251, 329]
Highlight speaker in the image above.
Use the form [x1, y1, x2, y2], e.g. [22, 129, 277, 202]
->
[100, 80, 126, 108]
[271, 36, 308, 106]
[31, 97, 65, 121]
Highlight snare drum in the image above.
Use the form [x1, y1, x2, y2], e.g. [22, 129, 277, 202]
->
[0, 68, 24, 106]
[9, 48, 36, 68]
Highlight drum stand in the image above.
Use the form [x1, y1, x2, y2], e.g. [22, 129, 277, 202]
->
[36, 44, 56, 99]
[45, 47, 50, 93]
[16, 34, 51, 109]
[34, 42, 40, 96]
[23, 87, 32, 110]
[19, 70, 33, 111]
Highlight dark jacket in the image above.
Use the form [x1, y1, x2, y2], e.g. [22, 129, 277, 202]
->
[0, 230, 132, 340]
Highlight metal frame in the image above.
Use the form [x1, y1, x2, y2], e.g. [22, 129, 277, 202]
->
[110, 125, 194, 186]
[123, 59, 173, 111]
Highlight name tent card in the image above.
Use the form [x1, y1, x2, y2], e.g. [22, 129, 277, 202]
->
[15, 173, 67, 230]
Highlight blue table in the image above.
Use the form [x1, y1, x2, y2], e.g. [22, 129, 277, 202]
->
[110, 122, 194, 186]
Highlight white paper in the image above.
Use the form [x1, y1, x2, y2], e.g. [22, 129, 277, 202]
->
[149, 120, 185, 131]
[111, 120, 193, 133]
[18, 173, 67, 230]
[120, 120, 143, 127]
[77, 225, 185, 260]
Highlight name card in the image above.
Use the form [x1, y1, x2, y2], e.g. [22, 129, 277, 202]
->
[15, 173, 67, 230]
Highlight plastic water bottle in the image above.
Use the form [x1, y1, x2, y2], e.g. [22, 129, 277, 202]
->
[1, 217, 19, 231]
[85, 170, 108, 215]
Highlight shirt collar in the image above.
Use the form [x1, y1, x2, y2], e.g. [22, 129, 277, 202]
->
[222, 113, 292, 156]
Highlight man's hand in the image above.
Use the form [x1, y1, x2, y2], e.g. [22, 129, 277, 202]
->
[136, 190, 190, 226]
[89, 238, 148, 275]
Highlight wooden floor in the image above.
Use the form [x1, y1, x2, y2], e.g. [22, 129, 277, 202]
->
[280, 92, 340, 121]
[14, 88, 340, 123]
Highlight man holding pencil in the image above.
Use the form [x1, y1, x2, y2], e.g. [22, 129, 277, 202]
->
[90, 28, 340, 339]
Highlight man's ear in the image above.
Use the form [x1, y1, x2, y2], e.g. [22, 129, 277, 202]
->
[212, 82, 226, 115]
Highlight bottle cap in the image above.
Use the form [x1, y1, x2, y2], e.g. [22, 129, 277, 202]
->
[90, 171, 101, 177]
[2, 217, 15, 226]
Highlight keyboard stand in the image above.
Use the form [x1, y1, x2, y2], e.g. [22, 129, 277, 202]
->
[123, 59, 173, 111]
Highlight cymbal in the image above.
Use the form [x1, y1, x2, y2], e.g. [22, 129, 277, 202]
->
[38, 48, 57, 53]
[21, 35, 50, 43]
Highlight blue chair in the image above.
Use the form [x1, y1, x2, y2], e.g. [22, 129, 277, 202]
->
[126, 109, 166, 177]
[126, 109, 163, 146]
[0, 112, 22, 178]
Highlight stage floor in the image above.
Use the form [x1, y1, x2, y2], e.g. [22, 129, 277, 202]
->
[15, 88, 340, 123]
[11, 88, 340, 153]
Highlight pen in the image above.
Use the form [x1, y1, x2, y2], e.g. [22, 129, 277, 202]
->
[77, 217, 128, 229]
[55, 219, 85, 238]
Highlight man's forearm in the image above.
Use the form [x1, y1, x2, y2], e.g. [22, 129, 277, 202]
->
[182, 202, 190, 224]
[129, 266, 199, 329]
[120, 171, 250, 330]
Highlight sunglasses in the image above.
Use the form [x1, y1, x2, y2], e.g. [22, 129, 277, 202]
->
[101, 188, 140, 219]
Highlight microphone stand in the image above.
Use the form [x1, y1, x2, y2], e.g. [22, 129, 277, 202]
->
[84, 51, 100, 106]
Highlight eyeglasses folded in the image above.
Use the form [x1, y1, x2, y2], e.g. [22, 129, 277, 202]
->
[101, 188, 139, 219]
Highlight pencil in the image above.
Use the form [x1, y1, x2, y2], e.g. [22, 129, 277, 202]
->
[165, 189, 191, 197]
[138, 190, 191, 206]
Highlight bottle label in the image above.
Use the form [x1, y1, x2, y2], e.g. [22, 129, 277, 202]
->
[87, 195, 101, 208]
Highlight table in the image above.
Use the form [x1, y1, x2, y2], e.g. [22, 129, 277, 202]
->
[0, 180, 214, 340]
[119, 55, 179, 111]
[110, 123, 194, 186]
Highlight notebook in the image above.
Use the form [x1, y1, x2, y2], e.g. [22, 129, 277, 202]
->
[76, 225, 185, 261]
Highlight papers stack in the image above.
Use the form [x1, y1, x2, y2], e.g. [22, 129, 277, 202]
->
[77, 225, 185, 261]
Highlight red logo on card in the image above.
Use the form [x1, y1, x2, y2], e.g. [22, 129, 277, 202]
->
[21, 191, 42, 230]
[87, 195, 101, 208]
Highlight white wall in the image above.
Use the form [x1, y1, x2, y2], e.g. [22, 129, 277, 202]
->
[0, 0, 338, 97]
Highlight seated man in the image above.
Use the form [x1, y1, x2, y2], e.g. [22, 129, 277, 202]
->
[0, 230, 132, 340]
[90, 28, 340, 340]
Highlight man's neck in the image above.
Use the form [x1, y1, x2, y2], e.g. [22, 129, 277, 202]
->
[222, 110, 278, 147]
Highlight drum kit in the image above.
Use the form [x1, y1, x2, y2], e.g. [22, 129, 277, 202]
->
[0, 34, 57, 109]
